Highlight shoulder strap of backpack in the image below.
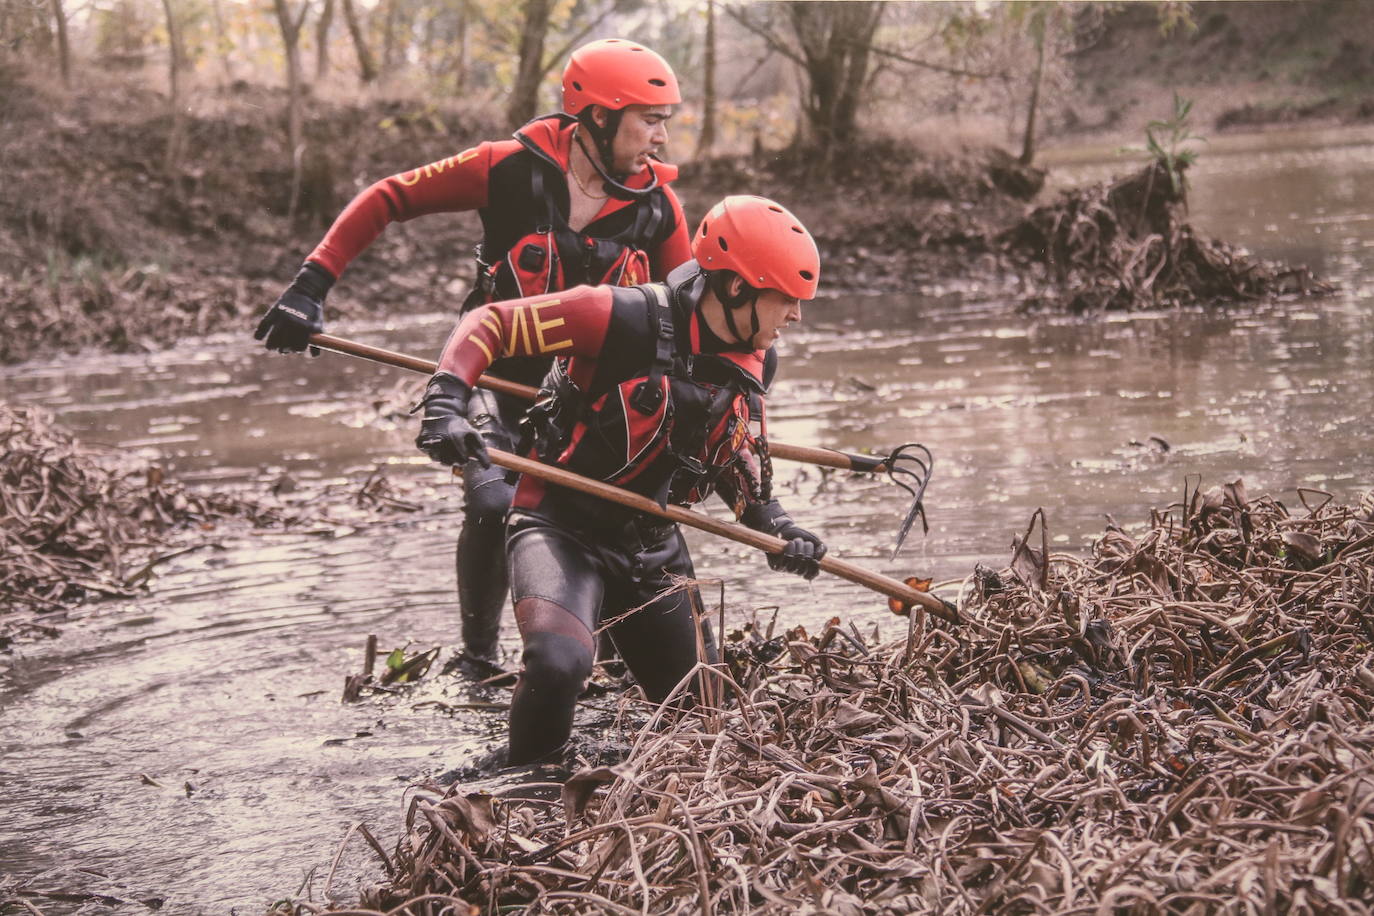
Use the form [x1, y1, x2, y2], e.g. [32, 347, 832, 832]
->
[629, 283, 675, 415]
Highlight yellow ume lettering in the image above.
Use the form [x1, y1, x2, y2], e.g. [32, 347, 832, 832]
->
[503, 307, 530, 357]
[530, 301, 572, 353]
[396, 147, 479, 186]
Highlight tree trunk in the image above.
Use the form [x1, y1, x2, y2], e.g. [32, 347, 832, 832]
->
[341, 0, 377, 83]
[696, 0, 718, 158]
[381, 0, 400, 74]
[1019, 8, 1047, 167]
[315, 0, 334, 82]
[161, 0, 187, 170]
[506, 0, 553, 128]
[454, 0, 470, 91]
[161, 0, 182, 104]
[273, 0, 311, 226]
[785, 1, 885, 164]
[209, 0, 236, 84]
[49, 0, 70, 86]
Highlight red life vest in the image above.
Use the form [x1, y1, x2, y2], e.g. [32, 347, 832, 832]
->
[468, 115, 668, 307]
[519, 283, 771, 513]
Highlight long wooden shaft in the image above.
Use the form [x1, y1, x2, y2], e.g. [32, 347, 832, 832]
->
[486, 446, 956, 622]
[310, 332, 890, 473]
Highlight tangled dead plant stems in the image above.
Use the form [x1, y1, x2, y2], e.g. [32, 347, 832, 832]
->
[0, 404, 424, 642]
[1002, 160, 1333, 312]
[277, 481, 1374, 914]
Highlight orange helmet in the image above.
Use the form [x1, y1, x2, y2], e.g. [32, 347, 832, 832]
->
[692, 196, 821, 300]
[562, 39, 681, 115]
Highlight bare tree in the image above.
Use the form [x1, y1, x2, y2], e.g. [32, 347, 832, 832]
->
[273, 0, 312, 224]
[160, 0, 187, 169]
[729, 1, 886, 161]
[381, 0, 406, 74]
[1019, 6, 1046, 165]
[341, 0, 377, 83]
[506, 0, 552, 128]
[314, 0, 334, 82]
[208, 0, 236, 84]
[695, 0, 717, 158]
[49, 0, 69, 85]
[505, 0, 625, 129]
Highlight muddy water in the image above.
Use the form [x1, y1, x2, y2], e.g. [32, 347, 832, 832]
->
[2, 127, 1372, 912]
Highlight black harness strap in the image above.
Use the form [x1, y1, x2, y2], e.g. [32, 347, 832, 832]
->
[531, 162, 666, 287]
[629, 283, 675, 415]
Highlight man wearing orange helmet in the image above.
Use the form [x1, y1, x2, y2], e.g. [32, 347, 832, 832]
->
[254, 39, 692, 670]
[415, 195, 828, 764]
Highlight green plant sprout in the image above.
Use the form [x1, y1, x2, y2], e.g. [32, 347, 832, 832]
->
[1144, 92, 1205, 194]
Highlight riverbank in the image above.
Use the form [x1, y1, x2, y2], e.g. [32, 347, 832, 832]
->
[0, 61, 1341, 367]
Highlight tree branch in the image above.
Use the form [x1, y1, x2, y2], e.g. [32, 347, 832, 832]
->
[724, 4, 803, 67]
[540, 0, 619, 80]
[866, 41, 1002, 80]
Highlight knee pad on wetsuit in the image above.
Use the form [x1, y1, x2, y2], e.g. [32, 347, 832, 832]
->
[519, 630, 594, 696]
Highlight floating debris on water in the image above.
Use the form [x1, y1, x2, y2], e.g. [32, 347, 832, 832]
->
[0, 404, 436, 645]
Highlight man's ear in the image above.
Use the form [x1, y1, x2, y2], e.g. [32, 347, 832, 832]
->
[727, 274, 744, 298]
[590, 105, 609, 129]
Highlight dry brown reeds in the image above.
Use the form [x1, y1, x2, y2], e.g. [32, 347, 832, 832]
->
[1001, 161, 1334, 312]
[0, 404, 420, 641]
[285, 481, 1374, 915]
[0, 404, 287, 618]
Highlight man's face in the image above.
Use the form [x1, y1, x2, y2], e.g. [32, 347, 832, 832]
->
[605, 104, 672, 174]
[746, 288, 803, 350]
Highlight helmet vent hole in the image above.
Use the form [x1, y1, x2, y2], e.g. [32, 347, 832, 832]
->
[799, 270, 814, 280]
[790, 226, 803, 233]
[648, 78, 666, 86]
[700, 221, 708, 236]
[718, 236, 729, 251]
[572, 80, 583, 91]
[768, 205, 783, 212]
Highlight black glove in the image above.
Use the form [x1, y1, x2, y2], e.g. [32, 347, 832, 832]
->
[741, 500, 827, 581]
[414, 372, 490, 468]
[254, 261, 334, 354]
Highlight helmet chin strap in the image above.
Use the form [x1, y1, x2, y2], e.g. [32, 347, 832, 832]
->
[709, 270, 761, 349]
[575, 110, 658, 201]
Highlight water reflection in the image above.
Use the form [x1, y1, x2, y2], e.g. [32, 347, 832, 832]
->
[2, 126, 1373, 912]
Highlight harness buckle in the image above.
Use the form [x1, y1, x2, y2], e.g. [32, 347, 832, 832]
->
[629, 379, 664, 414]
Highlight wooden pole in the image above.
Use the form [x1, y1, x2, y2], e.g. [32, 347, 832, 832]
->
[305, 333, 954, 620]
[486, 446, 957, 622]
[309, 333, 894, 473]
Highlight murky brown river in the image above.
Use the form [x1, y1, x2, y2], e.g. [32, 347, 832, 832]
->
[3, 127, 1373, 912]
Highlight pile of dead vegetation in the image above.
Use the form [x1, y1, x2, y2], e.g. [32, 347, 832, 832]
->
[281, 481, 1374, 914]
[0, 269, 280, 363]
[1001, 159, 1334, 311]
[0, 404, 425, 643]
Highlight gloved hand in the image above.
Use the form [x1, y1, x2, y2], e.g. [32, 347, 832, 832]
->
[414, 372, 490, 468]
[741, 500, 827, 581]
[254, 261, 334, 354]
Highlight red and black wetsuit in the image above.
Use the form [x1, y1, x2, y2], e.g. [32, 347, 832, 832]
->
[436, 261, 791, 763]
[308, 112, 690, 386]
[307, 114, 690, 661]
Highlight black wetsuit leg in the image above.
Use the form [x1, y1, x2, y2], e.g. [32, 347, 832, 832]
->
[504, 513, 719, 764]
[506, 515, 603, 764]
[455, 387, 522, 661]
[601, 524, 719, 703]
